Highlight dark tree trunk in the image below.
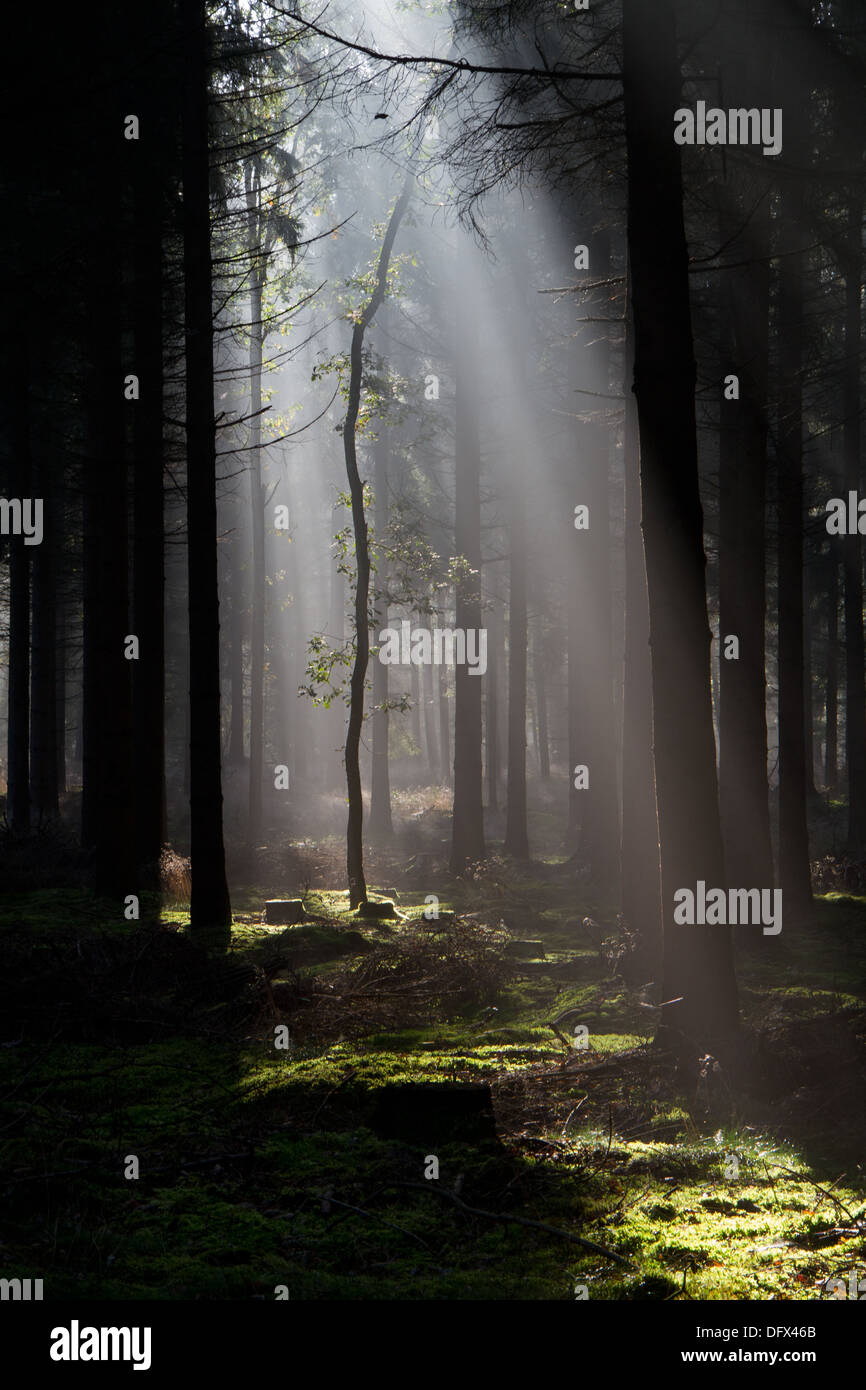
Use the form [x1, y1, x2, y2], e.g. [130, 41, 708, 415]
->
[370, 431, 393, 834]
[504, 472, 529, 858]
[573, 231, 619, 884]
[843, 200, 866, 852]
[620, 288, 662, 967]
[410, 659, 422, 760]
[55, 600, 67, 797]
[804, 562, 817, 797]
[7, 321, 31, 833]
[29, 451, 58, 823]
[504, 238, 530, 860]
[181, 0, 232, 943]
[227, 510, 245, 764]
[623, 0, 738, 1042]
[438, 663, 451, 790]
[485, 601, 500, 812]
[716, 149, 774, 896]
[825, 547, 838, 794]
[422, 626, 439, 782]
[534, 617, 550, 780]
[450, 242, 486, 871]
[133, 125, 167, 875]
[246, 175, 266, 848]
[775, 102, 813, 919]
[82, 219, 136, 898]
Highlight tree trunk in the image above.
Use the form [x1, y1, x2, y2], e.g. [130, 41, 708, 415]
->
[55, 600, 66, 797]
[485, 601, 500, 811]
[182, 0, 232, 943]
[370, 431, 393, 833]
[620, 285, 662, 967]
[571, 229, 619, 883]
[7, 319, 31, 833]
[450, 240, 486, 871]
[133, 128, 167, 875]
[326, 499, 346, 792]
[534, 616, 550, 780]
[410, 659, 422, 760]
[422, 623, 439, 783]
[227, 511, 245, 764]
[716, 142, 774, 897]
[343, 179, 412, 907]
[775, 99, 813, 919]
[29, 446, 58, 822]
[623, 0, 738, 1042]
[246, 173, 266, 848]
[504, 469, 529, 858]
[844, 200, 866, 852]
[82, 216, 136, 898]
[825, 547, 838, 794]
[439, 663, 451, 790]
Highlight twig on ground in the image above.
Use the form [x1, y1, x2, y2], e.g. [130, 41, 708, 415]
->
[395, 1180, 633, 1267]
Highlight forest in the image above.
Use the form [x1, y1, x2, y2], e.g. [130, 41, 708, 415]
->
[1, 0, 865, 1327]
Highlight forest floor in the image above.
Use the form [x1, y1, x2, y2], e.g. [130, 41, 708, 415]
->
[2, 788, 865, 1301]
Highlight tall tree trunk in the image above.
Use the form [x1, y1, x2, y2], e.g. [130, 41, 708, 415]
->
[844, 200, 866, 852]
[83, 219, 136, 897]
[133, 124, 167, 875]
[246, 173, 266, 848]
[326, 499, 346, 792]
[422, 623, 439, 783]
[450, 240, 486, 870]
[227, 514, 245, 764]
[55, 599, 67, 797]
[825, 547, 838, 794]
[370, 431, 393, 833]
[623, 0, 738, 1042]
[182, 0, 232, 943]
[716, 140, 774, 897]
[572, 229, 619, 883]
[534, 617, 550, 780]
[620, 287, 662, 968]
[438, 663, 451, 790]
[485, 600, 500, 811]
[7, 319, 31, 833]
[775, 99, 813, 919]
[504, 470, 529, 858]
[343, 179, 412, 907]
[29, 448, 58, 822]
[503, 238, 530, 860]
[409, 660, 422, 759]
[803, 562, 817, 797]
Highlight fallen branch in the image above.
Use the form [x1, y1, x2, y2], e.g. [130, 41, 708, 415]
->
[769, 1162, 857, 1223]
[325, 1195, 431, 1250]
[396, 1180, 633, 1267]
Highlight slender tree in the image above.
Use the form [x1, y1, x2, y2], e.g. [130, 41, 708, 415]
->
[343, 177, 412, 907]
[182, 0, 232, 943]
[450, 238, 486, 870]
[623, 0, 738, 1041]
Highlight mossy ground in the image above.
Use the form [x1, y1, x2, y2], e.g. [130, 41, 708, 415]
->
[1, 818, 865, 1301]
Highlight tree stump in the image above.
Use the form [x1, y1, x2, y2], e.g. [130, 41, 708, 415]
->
[354, 900, 403, 920]
[503, 939, 546, 959]
[264, 899, 307, 925]
[370, 1082, 498, 1145]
